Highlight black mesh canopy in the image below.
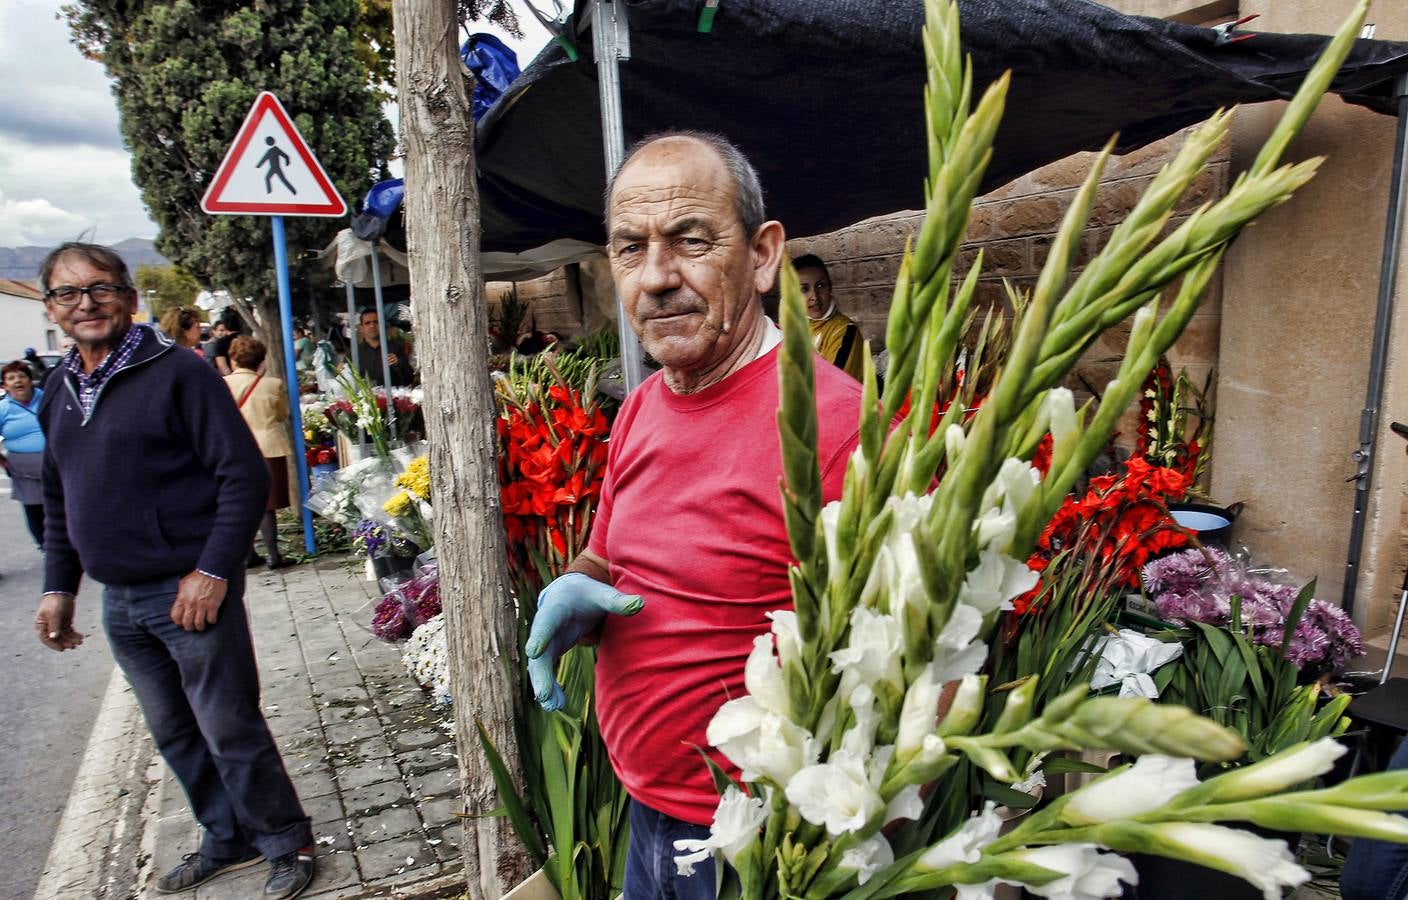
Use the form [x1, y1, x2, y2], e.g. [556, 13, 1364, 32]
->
[474, 0, 1408, 253]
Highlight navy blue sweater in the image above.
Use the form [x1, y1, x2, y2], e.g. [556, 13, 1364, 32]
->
[40, 327, 270, 593]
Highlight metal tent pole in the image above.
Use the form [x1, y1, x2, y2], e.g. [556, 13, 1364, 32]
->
[1341, 73, 1408, 619]
[591, 0, 647, 393]
[368, 240, 398, 440]
[344, 279, 367, 453]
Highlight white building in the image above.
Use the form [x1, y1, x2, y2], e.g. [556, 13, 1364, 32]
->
[0, 278, 59, 364]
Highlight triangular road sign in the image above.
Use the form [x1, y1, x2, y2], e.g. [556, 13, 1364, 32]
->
[201, 92, 348, 217]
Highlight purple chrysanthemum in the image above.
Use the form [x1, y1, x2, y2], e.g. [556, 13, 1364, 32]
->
[372, 594, 413, 642]
[1142, 547, 1232, 597]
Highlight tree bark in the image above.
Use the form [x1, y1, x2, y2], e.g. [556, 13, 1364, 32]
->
[391, 1, 531, 895]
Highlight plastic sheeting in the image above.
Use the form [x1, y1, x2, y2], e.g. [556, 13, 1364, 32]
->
[473, 0, 1408, 254]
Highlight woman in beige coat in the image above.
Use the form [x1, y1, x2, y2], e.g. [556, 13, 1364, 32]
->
[225, 335, 295, 570]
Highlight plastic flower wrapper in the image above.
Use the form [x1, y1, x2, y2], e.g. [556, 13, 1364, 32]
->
[675, 2, 1408, 897]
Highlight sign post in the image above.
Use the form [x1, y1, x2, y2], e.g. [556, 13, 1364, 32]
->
[201, 91, 349, 556]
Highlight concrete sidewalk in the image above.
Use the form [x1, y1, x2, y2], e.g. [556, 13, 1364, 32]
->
[38, 556, 468, 899]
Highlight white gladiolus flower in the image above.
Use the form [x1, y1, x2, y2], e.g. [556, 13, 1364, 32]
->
[959, 549, 1039, 615]
[933, 603, 987, 682]
[830, 608, 905, 693]
[1063, 755, 1200, 825]
[840, 684, 881, 759]
[673, 785, 767, 875]
[1045, 388, 1076, 446]
[946, 423, 966, 461]
[820, 499, 844, 580]
[841, 834, 895, 885]
[979, 458, 1041, 521]
[1208, 738, 1346, 801]
[896, 663, 944, 755]
[973, 506, 1018, 552]
[744, 635, 790, 717]
[785, 750, 885, 835]
[885, 784, 924, 824]
[1008, 844, 1138, 900]
[1153, 824, 1308, 900]
[917, 802, 1003, 870]
[767, 610, 804, 670]
[708, 696, 819, 785]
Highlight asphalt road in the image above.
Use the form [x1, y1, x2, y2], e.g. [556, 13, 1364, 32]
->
[0, 488, 116, 900]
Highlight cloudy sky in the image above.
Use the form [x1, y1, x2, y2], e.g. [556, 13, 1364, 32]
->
[0, 0, 550, 249]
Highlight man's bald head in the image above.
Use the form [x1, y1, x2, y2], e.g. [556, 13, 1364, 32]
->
[606, 131, 766, 238]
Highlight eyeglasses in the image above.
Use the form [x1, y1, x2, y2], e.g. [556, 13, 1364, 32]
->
[44, 283, 130, 307]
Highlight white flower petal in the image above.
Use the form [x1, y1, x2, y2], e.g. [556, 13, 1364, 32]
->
[918, 802, 1003, 870]
[785, 751, 884, 836]
[1064, 755, 1200, 825]
[1011, 844, 1138, 900]
[1155, 823, 1308, 900]
[841, 834, 895, 885]
[744, 634, 790, 717]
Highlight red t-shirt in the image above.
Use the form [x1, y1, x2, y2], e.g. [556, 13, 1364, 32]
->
[589, 346, 863, 824]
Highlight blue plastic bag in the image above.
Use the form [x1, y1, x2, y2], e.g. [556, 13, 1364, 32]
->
[460, 33, 520, 122]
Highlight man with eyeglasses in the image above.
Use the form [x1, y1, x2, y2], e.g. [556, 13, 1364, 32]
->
[32, 242, 316, 899]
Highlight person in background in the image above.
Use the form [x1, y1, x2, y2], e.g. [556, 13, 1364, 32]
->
[292, 325, 315, 374]
[159, 306, 205, 353]
[225, 336, 295, 572]
[354, 307, 414, 387]
[24, 347, 47, 379]
[33, 242, 314, 898]
[203, 320, 229, 364]
[0, 360, 45, 548]
[793, 253, 866, 381]
[210, 309, 243, 376]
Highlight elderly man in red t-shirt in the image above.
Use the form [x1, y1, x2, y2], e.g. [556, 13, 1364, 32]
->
[526, 131, 863, 898]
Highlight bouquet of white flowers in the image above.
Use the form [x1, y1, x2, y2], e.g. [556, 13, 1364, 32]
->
[681, 1, 1408, 897]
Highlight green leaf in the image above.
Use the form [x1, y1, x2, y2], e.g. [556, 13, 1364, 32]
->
[475, 718, 548, 865]
[1281, 577, 1317, 658]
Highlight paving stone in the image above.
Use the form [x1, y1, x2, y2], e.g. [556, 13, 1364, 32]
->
[300, 849, 363, 897]
[309, 667, 366, 691]
[323, 718, 384, 747]
[290, 763, 339, 800]
[426, 824, 462, 863]
[394, 746, 460, 776]
[192, 864, 266, 899]
[326, 734, 395, 767]
[335, 757, 402, 792]
[417, 795, 464, 829]
[312, 818, 357, 853]
[351, 804, 422, 845]
[302, 790, 346, 826]
[388, 726, 452, 752]
[149, 812, 199, 888]
[342, 779, 412, 816]
[355, 834, 438, 882]
[409, 766, 460, 800]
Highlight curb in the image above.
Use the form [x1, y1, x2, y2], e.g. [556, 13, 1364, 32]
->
[33, 666, 156, 899]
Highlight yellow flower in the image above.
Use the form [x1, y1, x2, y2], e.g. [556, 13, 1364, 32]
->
[383, 491, 414, 518]
[396, 456, 432, 501]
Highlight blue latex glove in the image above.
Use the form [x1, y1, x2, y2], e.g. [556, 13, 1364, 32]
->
[524, 572, 643, 711]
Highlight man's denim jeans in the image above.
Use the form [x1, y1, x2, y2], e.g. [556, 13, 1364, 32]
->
[1343, 737, 1408, 900]
[104, 574, 311, 861]
[623, 798, 718, 899]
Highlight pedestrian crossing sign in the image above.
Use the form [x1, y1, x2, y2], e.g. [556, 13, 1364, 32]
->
[201, 91, 348, 217]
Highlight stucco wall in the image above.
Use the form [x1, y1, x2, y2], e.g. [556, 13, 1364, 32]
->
[1215, 0, 1408, 639]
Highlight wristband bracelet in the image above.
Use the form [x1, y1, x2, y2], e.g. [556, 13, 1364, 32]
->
[196, 570, 228, 583]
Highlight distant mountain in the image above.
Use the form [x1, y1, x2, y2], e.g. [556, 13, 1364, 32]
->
[0, 238, 169, 284]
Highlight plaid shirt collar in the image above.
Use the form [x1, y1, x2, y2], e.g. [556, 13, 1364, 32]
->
[63, 324, 149, 418]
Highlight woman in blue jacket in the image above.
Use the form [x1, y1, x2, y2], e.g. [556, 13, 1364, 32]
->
[0, 360, 45, 548]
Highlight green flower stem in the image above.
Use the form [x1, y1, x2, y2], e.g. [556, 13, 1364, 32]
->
[1156, 799, 1408, 842]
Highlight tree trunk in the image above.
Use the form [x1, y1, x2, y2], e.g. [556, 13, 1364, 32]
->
[390, 1, 531, 895]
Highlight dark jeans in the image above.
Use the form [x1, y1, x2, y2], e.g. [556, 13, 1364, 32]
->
[1343, 737, 1408, 900]
[103, 573, 311, 861]
[624, 798, 718, 900]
